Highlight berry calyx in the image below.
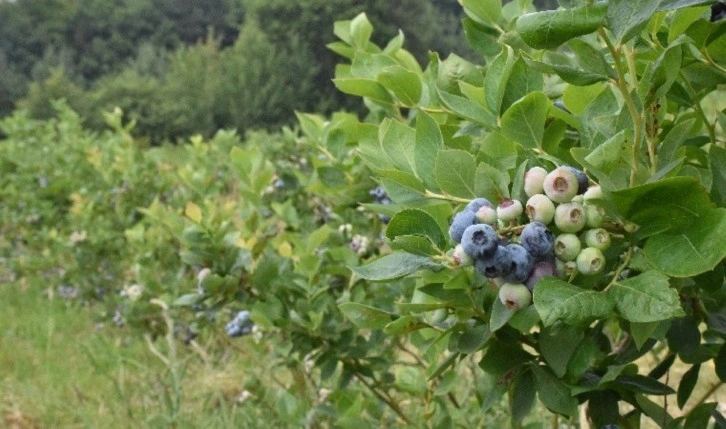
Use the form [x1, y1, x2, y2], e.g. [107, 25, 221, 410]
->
[461, 224, 499, 258]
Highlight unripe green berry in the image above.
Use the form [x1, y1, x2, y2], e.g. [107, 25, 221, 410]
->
[497, 199, 523, 222]
[498, 283, 532, 310]
[572, 195, 584, 204]
[475, 205, 498, 225]
[525, 194, 556, 224]
[585, 204, 605, 228]
[576, 247, 606, 275]
[624, 222, 639, 234]
[583, 185, 603, 202]
[554, 233, 582, 261]
[584, 228, 611, 251]
[451, 243, 473, 266]
[554, 202, 586, 233]
[524, 166, 548, 197]
[543, 167, 579, 203]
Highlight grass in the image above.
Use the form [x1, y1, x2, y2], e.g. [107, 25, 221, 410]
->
[0, 282, 274, 428]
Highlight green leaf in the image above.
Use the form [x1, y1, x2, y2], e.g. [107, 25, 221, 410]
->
[333, 78, 393, 104]
[501, 91, 549, 150]
[645, 208, 726, 277]
[386, 209, 446, 250]
[339, 302, 394, 329]
[716, 344, 726, 382]
[350, 13, 373, 48]
[684, 403, 719, 429]
[511, 369, 537, 424]
[658, 0, 713, 10]
[415, 111, 444, 192]
[349, 252, 436, 281]
[461, 0, 502, 24]
[317, 166, 346, 188]
[384, 315, 428, 336]
[609, 271, 685, 322]
[630, 321, 662, 349]
[477, 131, 518, 172]
[532, 365, 578, 417]
[395, 367, 427, 395]
[437, 88, 497, 129]
[539, 324, 584, 378]
[615, 374, 676, 395]
[377, 65, 422, 106]
[677, 364, 700, 408]
[490, 297, 516, 332]
[533, 278, 613, 327]
[389, 235, 439, 256]
[435, 150, 477, 199]
[474, 163, 510, 203]
[526, 57, 609, 86]
[483, 45, 515, 115]
[646, 44, 683, 105]
[611, 177, 714, 238]
[457, 324, 491, 354]
[516, 3, 608, 49]
[669, 6, 710, 43]
[607, 0, 661, 43]
[709, 144, 726, 206]
[380, 119, 417, 176]
[351, 52, 398, 79]
[502, 56, 544, 112]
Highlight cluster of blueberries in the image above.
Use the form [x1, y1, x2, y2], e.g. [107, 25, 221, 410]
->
[448, 166, 610, 310]
[225, 310, 255, 338]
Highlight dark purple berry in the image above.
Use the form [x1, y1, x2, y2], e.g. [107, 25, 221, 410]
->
[519, 222, 554, 258]
[524, 260, 556, 291]
[503, 244, 535, 284]
[461, 224, 499, 258]
[475, 245, 513, 278]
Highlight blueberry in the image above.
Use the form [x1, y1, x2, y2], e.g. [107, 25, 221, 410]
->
[585, 204, 605, 228]
[475, 205, 498, 225]
[451, 243, 473, 267]
[497, 199, 523, 223]
[461, 224, 499, 258]
[466, 198, 493, 213]
[449, 210, 477, 243]
[583, 184, 603, 202]
[498, 283, 532, 310]
[525, 260, 556, 291]
[475, 245, 514, 278]
[503, 244, 535, 284]
[525, 194, 556, 224]
[584, 228, 611, 251]
[543, 167, 579, 203]
[564, 166, 588, 195]
[519, 221, 555, 258]
[554, 202, 586, 233]
[554, 233, 582, 262]
[524, 167, 548, 197]
[576, 247, 606, 275]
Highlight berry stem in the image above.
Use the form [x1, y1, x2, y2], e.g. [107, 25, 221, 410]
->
[424, 190, 472, 204]
[602, 247, 634, 292]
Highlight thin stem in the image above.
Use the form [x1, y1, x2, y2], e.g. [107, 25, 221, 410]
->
[599, 29, 644, 186]
[354, 372, 413, 425]
[603, 247, 634, 292]
[424, 190, 472, 204]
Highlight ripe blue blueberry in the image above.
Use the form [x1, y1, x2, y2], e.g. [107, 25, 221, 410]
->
[475, 245, 514, 278]
[524, 166, 548, 197]
[543, 167, 579, 203]
[449, 210, 477, 243]
[525, 194, 556, 224]
[564, 166, 589, 195]
[554, 233, 582, 262]
[554, 202, 586, 233]
[461, 224, 499, 258]
[503, 244, 535, 284]
[466, 198, 493, 213]
[519, 221, 555, 258]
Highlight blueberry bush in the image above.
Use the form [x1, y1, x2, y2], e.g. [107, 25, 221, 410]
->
[1, 0, 725, 427]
